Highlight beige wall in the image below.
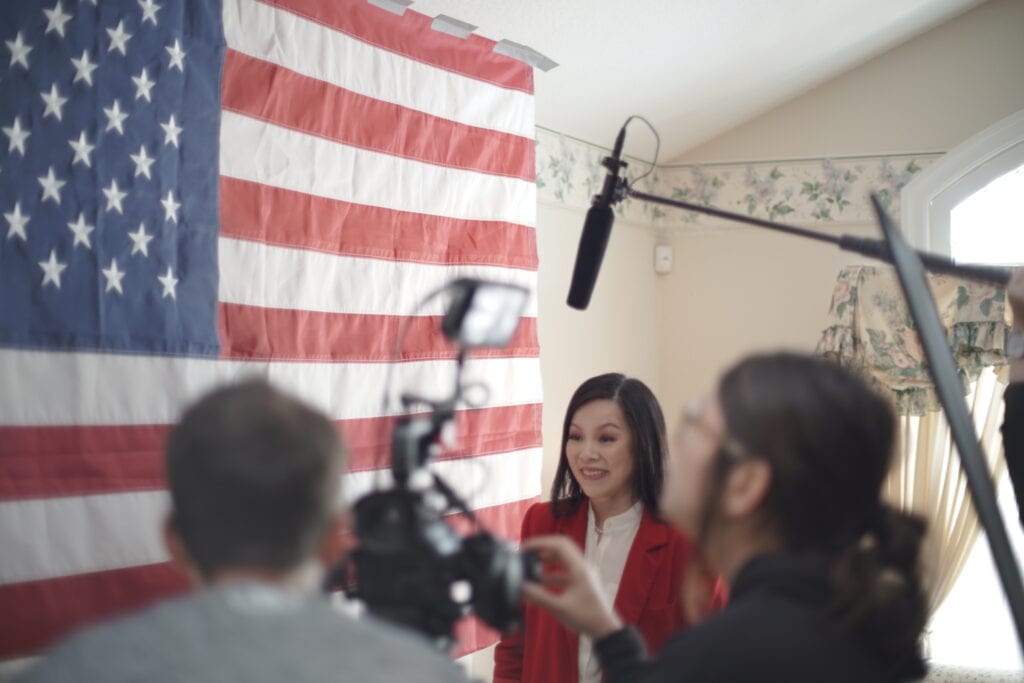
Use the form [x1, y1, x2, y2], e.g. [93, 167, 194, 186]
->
[535, 202, 662, 497]
[654, 224, 878, 422]
[677, 0, 1024, 163]
[654, 0, 1024, 418]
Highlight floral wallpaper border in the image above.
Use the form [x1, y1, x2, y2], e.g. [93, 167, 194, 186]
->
[535, 128, 943, 228]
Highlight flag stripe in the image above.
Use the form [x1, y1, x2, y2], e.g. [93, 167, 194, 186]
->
[0, 562, 189, 660]
[219, 305, 539, 362]
[218, 178, 539, 270]
[224, 0, 534, 137]
[220, 112, 536, 227]
[0, 403, 542, 500]
[260, 0, 534, 94]
[0, 447, 541, 585]
[222, 50, 534, 181]
[0, 496, 537, 659]
[0, 351, 543, 426]
[454, 618, 502, 660]
[218, 237, 539, 317]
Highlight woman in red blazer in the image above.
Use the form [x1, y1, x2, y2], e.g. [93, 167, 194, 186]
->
[494, 374, 720, 683]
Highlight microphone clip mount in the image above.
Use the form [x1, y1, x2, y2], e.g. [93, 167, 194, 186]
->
[594, 155, 629, 208]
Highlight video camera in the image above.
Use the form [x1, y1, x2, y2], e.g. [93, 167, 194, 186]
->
[341, 278, 541, 651]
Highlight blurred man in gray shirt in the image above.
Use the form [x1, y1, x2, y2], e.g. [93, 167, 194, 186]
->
[21, 380, 469, 683]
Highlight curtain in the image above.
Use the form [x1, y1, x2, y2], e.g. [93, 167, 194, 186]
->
[817, 265, 1010, 614]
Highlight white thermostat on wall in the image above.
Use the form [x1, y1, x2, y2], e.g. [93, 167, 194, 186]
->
[654, 244, 673, 274]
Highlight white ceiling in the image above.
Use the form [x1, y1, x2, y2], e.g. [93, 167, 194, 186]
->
[406, 0, 985, 160]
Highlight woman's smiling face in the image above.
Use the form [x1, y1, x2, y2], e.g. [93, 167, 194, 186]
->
[565, 399, 635, 509]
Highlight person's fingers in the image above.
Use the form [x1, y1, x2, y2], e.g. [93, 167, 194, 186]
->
[538, 572, 569, 588]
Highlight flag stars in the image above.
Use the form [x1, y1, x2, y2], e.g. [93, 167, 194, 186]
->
[4, 202, 29, 241]
[43, 2, 73, 39]
[104, 99, 128, 135]
[68, 212, 94, 249]
[128, 223, 154, 256]
[161, 190, 180, 223]
[103, 178, 128, 214]
[166, 39, 185, 71]
[132, 67, 155, 102]
[38, 167, 66, 205]
[70, 131, 95, 167]
[5, 32, 32, 70]
[71, 50, 98, 86]
[102, 258, 126, 295]
[106, 20, 132, 55]
[130, 145, 156, 179]
[158, 266, 178, 299]
[160, 114, 182, 147]
[41, 84, 69, 121]
[138, 0, 161, 26]
[2, 117, 30, 155]
[39, 250, 68, 289]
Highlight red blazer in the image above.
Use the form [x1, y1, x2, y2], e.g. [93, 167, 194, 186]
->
[494, 500, 708, 683]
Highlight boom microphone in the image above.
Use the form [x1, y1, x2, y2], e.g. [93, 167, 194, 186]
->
[566, 126, 628, 310]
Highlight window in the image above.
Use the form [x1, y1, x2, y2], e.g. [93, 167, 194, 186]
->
[902, 108, 1024, 258]
[949, 164, 1024, 265]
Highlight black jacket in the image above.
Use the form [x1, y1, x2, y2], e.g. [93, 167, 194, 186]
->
[1004, 383, 1024, 527]
[594, 553, 925, 682]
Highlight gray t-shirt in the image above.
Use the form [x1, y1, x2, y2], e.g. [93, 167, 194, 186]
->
[20, 583, 470, 683]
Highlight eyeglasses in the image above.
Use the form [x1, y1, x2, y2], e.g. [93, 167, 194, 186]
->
[682, 402, 758, 463]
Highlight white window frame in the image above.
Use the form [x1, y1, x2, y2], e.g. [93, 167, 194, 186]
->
[902, 108, 1024, 256]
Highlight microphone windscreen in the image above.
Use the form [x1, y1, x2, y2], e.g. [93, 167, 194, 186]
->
[567, 204, 615, 310]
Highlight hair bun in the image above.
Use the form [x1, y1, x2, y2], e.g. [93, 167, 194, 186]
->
[833, 505, 927, 677]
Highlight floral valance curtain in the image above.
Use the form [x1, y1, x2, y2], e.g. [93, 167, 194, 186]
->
[816, 264, 1010, 616]
[817, 265, 1009, 416]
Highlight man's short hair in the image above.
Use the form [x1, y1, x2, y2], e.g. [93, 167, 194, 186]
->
[166, 379, 344, 577]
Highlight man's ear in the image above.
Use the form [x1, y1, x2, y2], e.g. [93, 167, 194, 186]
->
[318, 511, 355, 569]
[163, 515, 202, 586]
[720, 460, 773, 520]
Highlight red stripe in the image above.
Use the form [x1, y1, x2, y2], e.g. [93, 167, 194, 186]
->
[453, 617, 501, 660]
[219, 305, 539, 363]
[0, 404, 541, 500]
[223, 51, 534, 181]
[0, 497, 537, 659]
[0, 562, 190, 659]
[261, 0, 534, 94]
[219, 177, 538, 269]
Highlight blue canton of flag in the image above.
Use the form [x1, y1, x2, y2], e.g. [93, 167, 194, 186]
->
[0, 0, 224, 356]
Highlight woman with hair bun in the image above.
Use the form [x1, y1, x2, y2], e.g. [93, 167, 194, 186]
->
[523, 353, 928, 682]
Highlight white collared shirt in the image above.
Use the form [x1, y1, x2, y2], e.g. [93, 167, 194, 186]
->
[578, 500, 643, 683]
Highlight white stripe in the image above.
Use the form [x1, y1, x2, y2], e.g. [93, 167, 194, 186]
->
[223, 0, 534, 139]
[219, 237, 539, 316]
[0, 448, 541, 584]
[0, 352, 542, 426]
[219, 112, 537, 227]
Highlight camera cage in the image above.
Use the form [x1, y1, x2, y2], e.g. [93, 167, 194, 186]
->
[338, 279, 537, 651]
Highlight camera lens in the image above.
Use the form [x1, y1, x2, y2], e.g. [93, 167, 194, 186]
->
[521, 549, 542, 583]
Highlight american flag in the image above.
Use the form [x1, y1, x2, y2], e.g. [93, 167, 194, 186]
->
[0, 0, 541, 662]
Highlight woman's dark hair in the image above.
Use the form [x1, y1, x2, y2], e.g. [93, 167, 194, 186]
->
[709, 353, 927, 676]
[550, 373, 667, 517]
